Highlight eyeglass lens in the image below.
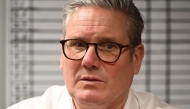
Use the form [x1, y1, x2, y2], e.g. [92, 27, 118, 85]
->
[62, 39, 121, 62]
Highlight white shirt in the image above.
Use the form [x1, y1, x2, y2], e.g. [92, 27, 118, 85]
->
[7, 85, 179, 109]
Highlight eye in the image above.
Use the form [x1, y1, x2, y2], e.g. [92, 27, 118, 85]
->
[98, 42, 118, 50]
[106, 43, 115, 49]
[68, 40, 86, 48]
[75, 41, 85, 47]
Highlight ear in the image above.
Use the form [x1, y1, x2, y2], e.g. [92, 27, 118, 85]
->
[60, 54, 64, 70]
[60, 44, 64, 70]
[132, 44, 144, 75]
[60, 37, 64, 70]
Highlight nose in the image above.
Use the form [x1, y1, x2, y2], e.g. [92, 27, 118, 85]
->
[81, 45, 100, 70]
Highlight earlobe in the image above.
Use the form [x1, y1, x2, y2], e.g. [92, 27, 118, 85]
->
[60, 43, 64, 70]
[60, 53, 64, 70]
[133, 44, 144, 75]
[60, 55, 63, 70]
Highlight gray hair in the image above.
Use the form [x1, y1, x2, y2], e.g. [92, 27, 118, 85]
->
[63, 0, 144, 46]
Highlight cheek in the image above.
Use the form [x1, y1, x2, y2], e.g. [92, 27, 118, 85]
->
[105, 61, 133, 76]
[61, 58, 80, 82]
[105, 61, 134, 87]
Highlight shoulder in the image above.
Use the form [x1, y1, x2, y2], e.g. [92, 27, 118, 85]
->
[131, 88, 179, 109]
[7, 85, 67, 109]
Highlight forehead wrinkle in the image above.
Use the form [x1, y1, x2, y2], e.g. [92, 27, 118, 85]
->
[73, 16, 118, 29]
[69, 6, 127, 34]
[66, 6, 129, 43]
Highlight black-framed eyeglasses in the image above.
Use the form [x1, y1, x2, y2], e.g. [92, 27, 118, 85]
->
[60, 39, 134, 63]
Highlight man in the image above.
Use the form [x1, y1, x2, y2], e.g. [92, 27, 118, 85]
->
[8, 0, 179, 109]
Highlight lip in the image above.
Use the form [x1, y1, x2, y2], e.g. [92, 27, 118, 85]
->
[80, 76, 103, 83]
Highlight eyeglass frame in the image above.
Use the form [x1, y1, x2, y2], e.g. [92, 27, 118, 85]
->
[60, 39, 134, 63]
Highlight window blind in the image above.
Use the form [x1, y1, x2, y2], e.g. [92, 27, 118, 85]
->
[5, 0, 190, 109]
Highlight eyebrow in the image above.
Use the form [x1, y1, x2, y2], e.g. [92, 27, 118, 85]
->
[96, 37, 118, 43]
[67, 35, 119, 43]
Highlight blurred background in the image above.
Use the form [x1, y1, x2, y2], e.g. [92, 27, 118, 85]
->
[0, 0, 190, 109]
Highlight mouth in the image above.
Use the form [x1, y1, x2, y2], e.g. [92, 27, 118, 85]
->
[81, 76, 103, 82]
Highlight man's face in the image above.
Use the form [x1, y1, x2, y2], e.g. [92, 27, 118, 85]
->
[60, 6, 144, 107]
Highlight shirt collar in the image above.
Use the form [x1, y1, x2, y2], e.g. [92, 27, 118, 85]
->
[57, 86, 74, 109]
[123, 88, 140, 109]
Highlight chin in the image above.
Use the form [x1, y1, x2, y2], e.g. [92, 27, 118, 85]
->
[74, 89, 107, 105]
